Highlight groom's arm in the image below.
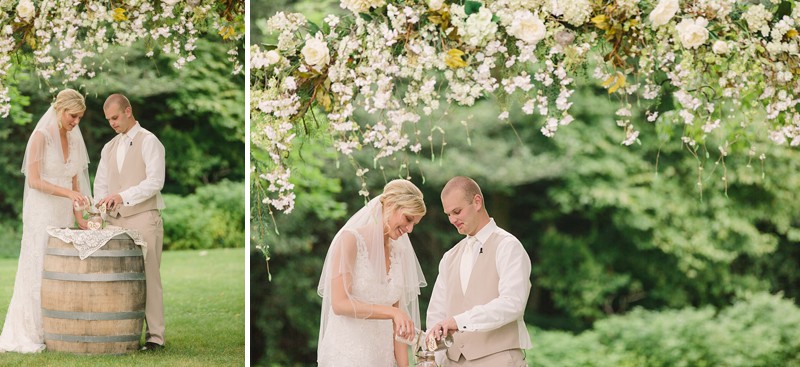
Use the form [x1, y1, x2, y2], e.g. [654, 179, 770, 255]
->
[452, 238, 531, 332]
[118, 135, 165, 206]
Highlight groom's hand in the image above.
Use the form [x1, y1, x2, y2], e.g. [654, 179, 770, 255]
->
[430, 317, 457, 341]
[98, 194, 123, 211]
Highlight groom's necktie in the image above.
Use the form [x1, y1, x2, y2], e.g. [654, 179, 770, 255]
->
[460, 237, 479, 293]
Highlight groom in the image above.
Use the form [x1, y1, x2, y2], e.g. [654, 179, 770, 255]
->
[427, 176, 532, 366]
[94, 94, 167, 352]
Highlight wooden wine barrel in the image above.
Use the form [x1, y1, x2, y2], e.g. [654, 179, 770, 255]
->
[41, 234, 146, 354]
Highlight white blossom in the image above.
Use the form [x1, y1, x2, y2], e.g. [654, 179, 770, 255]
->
[649, 0, 679, 28]
[507, 11, 546, 45]
[675, 17, 709, 49]
[743, 4, 772, 36]
[302, 36, 330, 71]
[451, 5, 498, 48]
[428, 0, 445, 11]
[340, 0, 385, 14]
[712, 40, 730, 55]
[16, 0, 34, 21]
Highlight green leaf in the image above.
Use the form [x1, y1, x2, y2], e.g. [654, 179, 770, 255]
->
[464, 0, 482, 15]
[307, 20, 320, 35]
[774, 1, 792, 23]
[359, 12, 373, 22]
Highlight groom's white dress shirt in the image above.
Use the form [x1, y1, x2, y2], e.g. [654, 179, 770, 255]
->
[428, 219, 532, 348]
[94, 122, 165, 209]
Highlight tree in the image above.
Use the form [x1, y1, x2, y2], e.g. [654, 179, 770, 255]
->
[1, 0, 245, 120]
[252, 0, 800, 216]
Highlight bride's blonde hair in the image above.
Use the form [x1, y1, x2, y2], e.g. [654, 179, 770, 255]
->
[380, 179, 426, 222]
[54, 89, 86, 115]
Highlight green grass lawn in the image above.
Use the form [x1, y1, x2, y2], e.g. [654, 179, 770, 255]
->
[0, 248, 245, 367]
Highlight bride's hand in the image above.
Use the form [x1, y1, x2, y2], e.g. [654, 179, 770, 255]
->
[391, 309, 414, 340]
[68, 191, 89, 210]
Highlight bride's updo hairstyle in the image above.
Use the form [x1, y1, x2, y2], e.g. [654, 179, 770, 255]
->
[380, 179, 426, 224]
[53, 89, 86, 116]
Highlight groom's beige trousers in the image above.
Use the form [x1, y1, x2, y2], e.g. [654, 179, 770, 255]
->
[108, 209, 165, 345]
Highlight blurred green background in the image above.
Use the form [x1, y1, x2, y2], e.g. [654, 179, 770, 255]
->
[252, 1, 800, 366]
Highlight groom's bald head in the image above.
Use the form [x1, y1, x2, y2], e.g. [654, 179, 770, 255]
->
[103, 93, 136, 134]
[104, 94, 131, 111]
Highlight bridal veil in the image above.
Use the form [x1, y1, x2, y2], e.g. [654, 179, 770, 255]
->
[21, 105, 91, 208]
[317, 195, 427, 343]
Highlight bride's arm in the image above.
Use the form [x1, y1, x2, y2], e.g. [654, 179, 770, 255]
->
[71, 175, 88, 229]
[329, 233, 415, 339]
[393, 300, 410, 367]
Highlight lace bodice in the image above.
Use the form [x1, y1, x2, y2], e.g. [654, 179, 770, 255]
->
[348, 229, 404, 306]
[39, 130, 83, 183]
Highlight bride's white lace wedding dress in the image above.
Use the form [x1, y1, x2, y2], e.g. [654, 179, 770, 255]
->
[0, 128, 84, 353]
[317, 229, 405, 367]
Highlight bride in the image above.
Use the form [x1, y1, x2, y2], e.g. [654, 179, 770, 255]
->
[0, 89, 91, 353]
[317, 179, 427, 367]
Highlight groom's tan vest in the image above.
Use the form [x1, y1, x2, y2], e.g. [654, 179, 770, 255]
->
[107, 131, 160, 218]
[445, 233, 521, 361]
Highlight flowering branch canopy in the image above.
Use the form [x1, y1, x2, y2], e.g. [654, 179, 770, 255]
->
[252, 0, 799, 214]
[1, 0, 244, 117]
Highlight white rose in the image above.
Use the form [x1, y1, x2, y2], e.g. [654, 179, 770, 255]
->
[16, 0, 35, 22]
[508, 11, 546, 45]
[428, 0, 444, 11]
[163, 0, 180, 5]
[712, 40, 729, 55]
[649, 0, 679, 28]
[340, 0, 384, 14]
[675, 17, 709, 49]
[301, 37, 330, 71]
[265, 50, 281, 65]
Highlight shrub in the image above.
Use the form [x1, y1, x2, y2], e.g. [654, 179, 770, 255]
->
[163, 180, 244, 250]
[530, 293, 800, 367]
[0, 221, 22, 259]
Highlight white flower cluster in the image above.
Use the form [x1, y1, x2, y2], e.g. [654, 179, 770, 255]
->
[340, 0, 386, 15]
[742, 4, 772, 36]
[1, 0, 243, 118]
[450, 4, 497, 48]
[259, 167, 296, 214]
[552, 0, 592, 27]
[252, 0, 800, 213]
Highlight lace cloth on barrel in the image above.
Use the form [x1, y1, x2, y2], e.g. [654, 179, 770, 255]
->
[46, 226, 147, 260]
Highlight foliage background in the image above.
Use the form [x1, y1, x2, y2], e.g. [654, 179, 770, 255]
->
[251, 0, 800, 365]
[0, 33, 246, 258]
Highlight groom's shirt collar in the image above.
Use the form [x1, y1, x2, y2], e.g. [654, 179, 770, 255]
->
[469, 218, 497, 247]
[122, 122, 142, 141]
